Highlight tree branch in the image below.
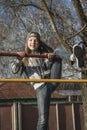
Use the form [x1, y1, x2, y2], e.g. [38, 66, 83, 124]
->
[40, 0, 71, 52]
[65, 24, 87, 41]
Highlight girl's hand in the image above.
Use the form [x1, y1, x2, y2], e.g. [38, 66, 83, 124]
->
[70, 54, 75, 61]
[17, 52, 25, 60]
[44, 53, 53, 59]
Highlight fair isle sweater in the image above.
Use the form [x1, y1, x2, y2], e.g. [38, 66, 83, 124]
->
[11, 53, 51, 90]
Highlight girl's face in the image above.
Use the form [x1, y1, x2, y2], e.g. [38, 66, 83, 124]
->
[27, 36, 39, 51]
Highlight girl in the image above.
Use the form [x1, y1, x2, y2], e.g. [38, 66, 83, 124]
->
[11, 32, 67, 130]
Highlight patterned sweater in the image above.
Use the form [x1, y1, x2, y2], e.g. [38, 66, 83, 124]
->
[11, 53, 51, 89]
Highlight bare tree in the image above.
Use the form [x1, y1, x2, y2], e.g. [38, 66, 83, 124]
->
[71, 0, 87, 130]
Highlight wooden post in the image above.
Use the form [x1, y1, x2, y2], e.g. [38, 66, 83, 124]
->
[82, 47, 87, 130]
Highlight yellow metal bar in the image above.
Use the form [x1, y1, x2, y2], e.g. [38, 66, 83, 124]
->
[0, 78, 87, 82]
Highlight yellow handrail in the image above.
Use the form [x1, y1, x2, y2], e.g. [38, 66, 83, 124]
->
[0, 78, 86, 82]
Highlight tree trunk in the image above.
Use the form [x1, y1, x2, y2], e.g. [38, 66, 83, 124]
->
[82, 47, 87, 130]
[71, 0, 87, 46]
[71, 1, 87, 129]
[72, 0, 87, 25]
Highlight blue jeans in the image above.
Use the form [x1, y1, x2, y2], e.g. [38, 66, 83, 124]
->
[36, 58, 62, 130]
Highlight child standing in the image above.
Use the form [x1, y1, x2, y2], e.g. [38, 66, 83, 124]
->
[11, 32, 75, 130]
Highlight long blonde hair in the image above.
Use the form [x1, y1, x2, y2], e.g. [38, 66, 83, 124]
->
[23, 32, 53, 66]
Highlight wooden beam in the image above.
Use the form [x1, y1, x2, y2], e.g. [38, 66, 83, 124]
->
[0, 51, 61, 59]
